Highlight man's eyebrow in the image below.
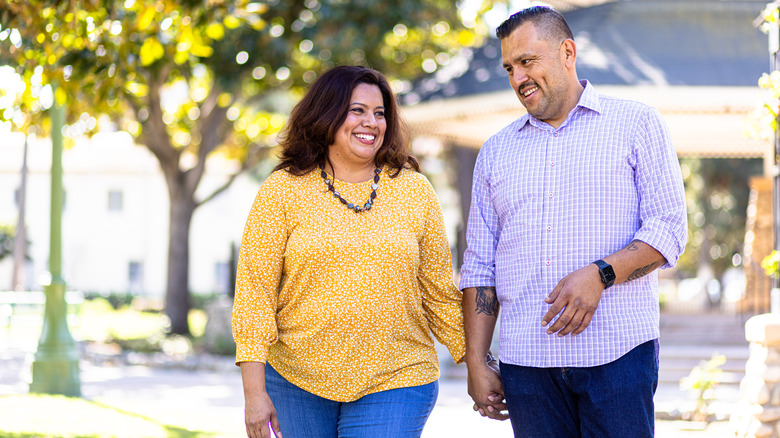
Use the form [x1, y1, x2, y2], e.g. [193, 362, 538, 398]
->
[503, 53, 531, 67]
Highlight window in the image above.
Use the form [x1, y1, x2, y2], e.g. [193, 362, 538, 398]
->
[215, 262, 230, 294]
[108, 190, 123, 212]
[128, 261, 143, 294]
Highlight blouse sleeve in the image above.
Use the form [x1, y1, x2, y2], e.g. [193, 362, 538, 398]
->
[416, 178, 466, 364]
[232, 174, 288, 364]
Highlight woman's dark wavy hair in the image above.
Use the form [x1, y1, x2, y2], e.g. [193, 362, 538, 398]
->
[274, 65, 419, 177]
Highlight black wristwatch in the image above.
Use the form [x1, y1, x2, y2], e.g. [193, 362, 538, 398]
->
[593, 259, 616, 289]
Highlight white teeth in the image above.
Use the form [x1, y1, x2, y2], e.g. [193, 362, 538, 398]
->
[523, 86, 538, 97]
[355, 134, 375, 141]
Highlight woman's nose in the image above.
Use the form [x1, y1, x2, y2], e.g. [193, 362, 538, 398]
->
[362, 113, 377, 127]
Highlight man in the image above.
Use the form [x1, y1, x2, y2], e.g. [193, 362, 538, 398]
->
[459, 6, 687, 437]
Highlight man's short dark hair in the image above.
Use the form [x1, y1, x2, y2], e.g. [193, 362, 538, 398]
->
[496, 6, 574, 43]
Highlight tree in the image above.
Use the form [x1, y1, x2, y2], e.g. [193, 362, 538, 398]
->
[0, 0, 493, 334]
[675, 158, 763, 304]
[0, 65, 36, 290]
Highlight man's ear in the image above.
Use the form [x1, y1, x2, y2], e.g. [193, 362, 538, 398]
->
[561, 39, 577, 68]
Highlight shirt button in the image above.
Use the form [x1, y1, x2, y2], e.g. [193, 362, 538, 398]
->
[546, 259, 551, 266]
[547, 225, 551, 231]
[553, 132, 558, 137]
[549, 192, 553, 199]
[551, 161, 555, 166]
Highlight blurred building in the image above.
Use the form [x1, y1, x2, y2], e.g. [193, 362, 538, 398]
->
[400, 0, 773, 276]
[0, 130, 261, 297]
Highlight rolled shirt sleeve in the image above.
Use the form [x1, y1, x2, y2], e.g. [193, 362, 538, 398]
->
[631, 106, 688, 269]
[459, 142, 500, 290]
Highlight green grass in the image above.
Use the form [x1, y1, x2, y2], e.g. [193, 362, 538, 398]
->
[0, 394, 213, 438]
[1, 299, 229, 437]
[71, 298, 206, 351]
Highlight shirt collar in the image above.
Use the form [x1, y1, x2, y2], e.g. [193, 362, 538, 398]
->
[517, 79, 601, 131]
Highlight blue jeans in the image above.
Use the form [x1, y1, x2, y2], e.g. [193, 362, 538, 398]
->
[499, 339, 658, 438]
[265, 365, 438, 438]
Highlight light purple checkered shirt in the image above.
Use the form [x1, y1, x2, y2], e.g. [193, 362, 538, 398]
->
[460, 81, 687, 367]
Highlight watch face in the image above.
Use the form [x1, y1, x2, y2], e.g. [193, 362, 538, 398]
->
[594, 260, 615, 287]
[597, 261, 616, 287]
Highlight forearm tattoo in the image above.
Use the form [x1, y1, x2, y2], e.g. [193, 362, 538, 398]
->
[475, 286, 499, 316]
[627, 261, 661, 282]
[626, 240, 640, 251]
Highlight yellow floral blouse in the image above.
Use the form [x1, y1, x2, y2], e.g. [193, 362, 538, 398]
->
[232, 166, 465, 402]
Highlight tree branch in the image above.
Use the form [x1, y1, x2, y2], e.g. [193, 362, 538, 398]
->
[137, 65, 180, 177]
[196, 142, 268, 207]
[185, 81, 231, 197]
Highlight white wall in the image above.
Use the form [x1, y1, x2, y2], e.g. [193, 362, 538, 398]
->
[0, 130, 261, 297]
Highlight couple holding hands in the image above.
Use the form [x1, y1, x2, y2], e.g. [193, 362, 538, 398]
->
[233, 6, 687, 438]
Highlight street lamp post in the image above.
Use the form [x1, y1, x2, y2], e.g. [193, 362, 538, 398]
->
[29, 89, 81, 396]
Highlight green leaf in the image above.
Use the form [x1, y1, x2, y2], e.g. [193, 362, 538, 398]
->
[139, 37, 164, 66]
[136, 6, 157, 31]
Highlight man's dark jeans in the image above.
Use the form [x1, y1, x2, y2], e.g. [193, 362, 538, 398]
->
[499, 339, 658, 438]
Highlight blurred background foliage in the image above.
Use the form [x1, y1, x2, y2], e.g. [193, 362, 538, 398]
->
[0, 0, 499, 334]
[1, 0, 775, 327]
[676, 158, 763, 284]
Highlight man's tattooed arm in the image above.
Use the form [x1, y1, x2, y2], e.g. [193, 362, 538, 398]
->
[475, 286, 499, 316]
[626, 240, 640, 251]
[626, 261, 662, 282]
[621, 240, 665, 282]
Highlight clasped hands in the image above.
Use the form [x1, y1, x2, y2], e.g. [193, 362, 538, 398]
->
[467, 264, 605, 421]
[467, 354, 508, 421]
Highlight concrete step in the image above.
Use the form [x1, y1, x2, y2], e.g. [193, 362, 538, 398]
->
[660, 356, 746, 374]
[658, 313, 749, 389]
[660, 368, 744, 386]
[659, 344, 749, 360]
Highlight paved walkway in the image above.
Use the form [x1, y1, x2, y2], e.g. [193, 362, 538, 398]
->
[0, 358, 736, 437]
[0, 312, 746, 437]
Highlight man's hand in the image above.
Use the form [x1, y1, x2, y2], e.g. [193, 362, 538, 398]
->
[541, 263, 603, 336]
[466, 358, 509, 421]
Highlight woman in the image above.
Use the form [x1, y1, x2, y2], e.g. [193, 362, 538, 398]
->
[232, 65, 465, 438]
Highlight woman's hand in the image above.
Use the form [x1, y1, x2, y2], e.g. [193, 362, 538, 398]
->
[244, 390, 282, 438]
[240, 362, 282, 438]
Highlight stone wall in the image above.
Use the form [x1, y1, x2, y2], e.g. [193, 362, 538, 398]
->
[732, 315, 780, 437]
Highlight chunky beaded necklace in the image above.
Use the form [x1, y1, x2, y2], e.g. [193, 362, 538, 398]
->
[319, 163, 380, 213]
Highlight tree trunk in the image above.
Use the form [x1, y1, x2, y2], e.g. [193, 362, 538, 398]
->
[165, 181, 196, 335]
[11, 134, 28, 291]
[138, 71, 230, 335]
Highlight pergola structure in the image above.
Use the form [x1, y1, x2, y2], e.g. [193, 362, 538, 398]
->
[403, 85, 772, 172]
[399, 0, 776, 308]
